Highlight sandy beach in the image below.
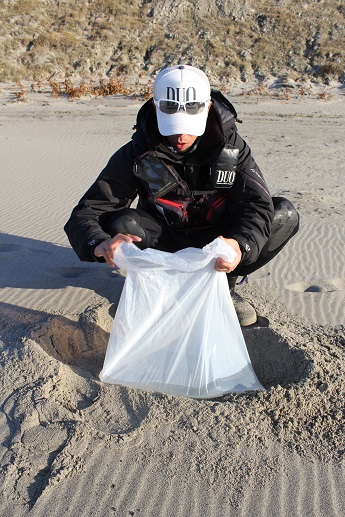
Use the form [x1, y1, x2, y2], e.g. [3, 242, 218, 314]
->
[0, 83, 344, 516]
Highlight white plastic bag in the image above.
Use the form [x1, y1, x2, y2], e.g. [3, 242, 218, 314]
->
[99, 238, 263, 398]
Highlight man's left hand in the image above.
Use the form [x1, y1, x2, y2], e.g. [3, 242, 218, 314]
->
[214, 236, 242, 272]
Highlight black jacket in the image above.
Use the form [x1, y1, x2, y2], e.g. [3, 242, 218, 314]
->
[64, 91, 274, 264]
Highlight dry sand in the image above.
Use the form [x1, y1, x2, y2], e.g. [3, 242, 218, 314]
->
[0, 82, 344, 516]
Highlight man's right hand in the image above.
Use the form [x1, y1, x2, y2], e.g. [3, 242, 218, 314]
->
[94, 233, 142, 266]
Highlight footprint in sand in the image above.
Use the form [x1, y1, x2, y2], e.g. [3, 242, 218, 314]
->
[55, 266, 123, 279]
[55, 266, 90, 278]
[286, 278, 344, 293]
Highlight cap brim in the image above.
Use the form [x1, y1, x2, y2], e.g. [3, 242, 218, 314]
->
[156, 110, 208, 137]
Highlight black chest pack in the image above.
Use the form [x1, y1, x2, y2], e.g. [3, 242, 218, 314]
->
[133, 145, 239, 230]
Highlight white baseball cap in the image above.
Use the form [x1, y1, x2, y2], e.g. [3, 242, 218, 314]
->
[153, 65, 211, 137]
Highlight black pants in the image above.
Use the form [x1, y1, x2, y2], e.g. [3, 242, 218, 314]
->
[103, 197, 299, 278]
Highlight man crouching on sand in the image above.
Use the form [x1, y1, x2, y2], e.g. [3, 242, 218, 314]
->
[64, 64, 299, 326]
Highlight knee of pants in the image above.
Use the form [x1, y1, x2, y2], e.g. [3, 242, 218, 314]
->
[104, 208, 162, 250]
[272, 197, 300, 236]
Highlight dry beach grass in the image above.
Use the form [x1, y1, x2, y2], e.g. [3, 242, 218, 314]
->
[1, 0, 344, 87]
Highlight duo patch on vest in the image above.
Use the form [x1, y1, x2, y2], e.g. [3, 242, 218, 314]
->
[210, 145, 239, 189]
[215, 169, 236, 186]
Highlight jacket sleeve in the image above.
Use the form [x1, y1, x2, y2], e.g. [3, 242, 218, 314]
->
[223, 132, 275, 265]
[64, 140, 141, 262]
